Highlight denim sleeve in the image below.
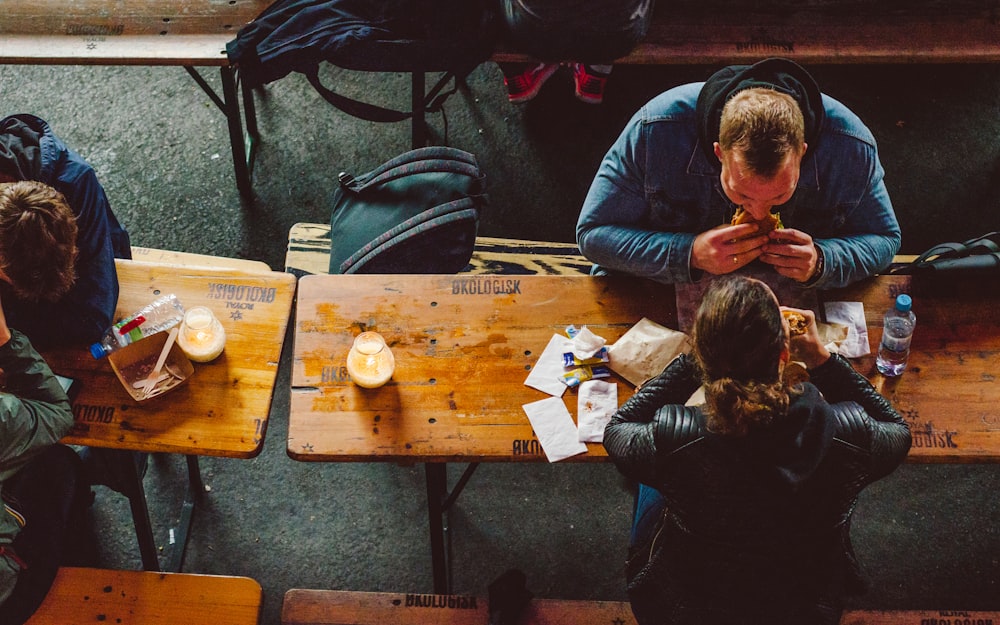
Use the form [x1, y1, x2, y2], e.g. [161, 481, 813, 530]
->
[576, 112, 699, 284]
[810, 123, 902, 288]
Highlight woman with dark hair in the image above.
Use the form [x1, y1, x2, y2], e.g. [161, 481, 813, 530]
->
[605, 275, 911, 625]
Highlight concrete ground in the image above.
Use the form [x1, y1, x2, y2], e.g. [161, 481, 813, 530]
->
[1, 59, 999, 624]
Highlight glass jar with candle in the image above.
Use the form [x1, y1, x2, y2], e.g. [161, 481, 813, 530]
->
[346, 331, 395, 388]
[177, 306, 226, 362]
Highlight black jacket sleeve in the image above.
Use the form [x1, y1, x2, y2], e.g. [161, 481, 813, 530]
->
[604, 353, 702, 484]
[809, 353, 911, 477]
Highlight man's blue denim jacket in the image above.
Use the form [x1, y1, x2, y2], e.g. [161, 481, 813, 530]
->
[576, 82, 901, 288]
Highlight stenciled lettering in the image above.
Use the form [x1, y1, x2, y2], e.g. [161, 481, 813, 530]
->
[922, 618, 993, 625]
[322, 365, 350, 383]
[512, 439, 543, 456]
[207, 283, 277, 304]
[403, 594, 478, 609]
[910, 423, 959, 449]
[73, 403, 116, 424]
[451, 278, 521, 296]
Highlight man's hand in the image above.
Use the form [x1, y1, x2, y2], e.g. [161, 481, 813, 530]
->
[759, 228, 819, 282]
[691, 223, 769, 275]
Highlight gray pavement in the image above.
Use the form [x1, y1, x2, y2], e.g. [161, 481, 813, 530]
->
[1, 60, 999, 624]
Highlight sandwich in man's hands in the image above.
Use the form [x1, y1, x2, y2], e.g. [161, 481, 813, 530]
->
[782, 310, 809, 336]
[731, 207, 783, 233]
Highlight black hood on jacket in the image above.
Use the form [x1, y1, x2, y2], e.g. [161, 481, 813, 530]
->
[695, 57, 826, 164]
[747, 383, 836, 493]
[0, 115, 45, 181]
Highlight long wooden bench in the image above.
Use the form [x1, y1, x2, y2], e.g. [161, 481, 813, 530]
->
[285, 221, 916, 277]
[25, 567, 262, 625]
[286, 222, 592, 277]
[0, 0, 269, 200]
[492, 3, 1000, 65]
[281, 589, 1000, 625]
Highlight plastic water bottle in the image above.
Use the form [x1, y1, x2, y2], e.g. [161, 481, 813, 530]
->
[89, 294, 186, 359]
[876, 294, 916, 377]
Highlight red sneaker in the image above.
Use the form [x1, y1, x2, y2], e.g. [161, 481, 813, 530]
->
[573, 63, 610, 105]
[504, 63, 559, 103]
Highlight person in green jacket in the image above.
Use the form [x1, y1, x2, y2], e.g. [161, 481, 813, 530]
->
[0, 293, 88, 625]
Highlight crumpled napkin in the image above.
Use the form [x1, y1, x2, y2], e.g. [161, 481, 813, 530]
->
[522, 397, 589, 462]
[607, 318, 689, 387]
[823, 301, 870, 357]
[577, 379, 618, 443]
[569, 326, 607, 360]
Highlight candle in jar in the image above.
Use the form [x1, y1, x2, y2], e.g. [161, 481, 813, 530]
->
[346, 331, 395, 388]
[177, 306, 226, 362]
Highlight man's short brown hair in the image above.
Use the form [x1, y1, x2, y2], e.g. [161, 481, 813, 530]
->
[718, 87, 806, 178]
[0, 180, 78, 302]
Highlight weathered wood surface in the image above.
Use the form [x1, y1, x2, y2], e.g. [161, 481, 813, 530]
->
[132, 245, 272, 272]
[285, 223, 591, 278]
[281, 589, 1000, 625]
[41, 258, 296, 458]
[285, 222, 916, 278]
[26, 567, 262, 625]
[492, 7, 1000, 65]
[291, 273, 1000, 463]
[0, 0, 267, 65]
[281, 590, 637, 625]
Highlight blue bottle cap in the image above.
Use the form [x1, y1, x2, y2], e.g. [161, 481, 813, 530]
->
[90, 343, 109, 359]
[895, 294, 912, 312]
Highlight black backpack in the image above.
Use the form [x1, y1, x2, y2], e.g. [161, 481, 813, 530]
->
[328, 147, 487, 274]
[226, 0, 499, 123]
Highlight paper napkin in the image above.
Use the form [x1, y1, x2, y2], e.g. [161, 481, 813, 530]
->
[522, 397, 589, 462]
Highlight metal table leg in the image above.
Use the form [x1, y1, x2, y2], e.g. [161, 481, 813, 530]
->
[424, 462, 480, 594]
[166, 454, 204, 572]
[111, 449, 160, 571]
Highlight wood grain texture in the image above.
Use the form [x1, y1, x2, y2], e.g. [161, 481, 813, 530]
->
[41, 259, 296, 458]
[26, 567, 262, 625]
[291, 273, 1000, 463]
[280, 589, 1000, 625]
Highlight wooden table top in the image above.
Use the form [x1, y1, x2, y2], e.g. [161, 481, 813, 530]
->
[289, 273, 1000, 464]
[41, 259, 296, 458]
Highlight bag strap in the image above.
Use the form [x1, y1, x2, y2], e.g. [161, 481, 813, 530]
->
[305, 67, 412, 122]
[305, 66, 471, 124]
[340, 148, 482, 192]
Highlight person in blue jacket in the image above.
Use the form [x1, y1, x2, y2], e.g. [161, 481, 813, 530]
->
[0, 113, 131, 348]
[0, 115, 139, 494]
[577, 58, 901, 290]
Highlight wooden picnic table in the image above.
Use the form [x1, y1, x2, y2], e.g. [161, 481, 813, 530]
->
[290, 273, 1000, 464]
[289, 271, 1000, 592]
[40, 257, 296, 571]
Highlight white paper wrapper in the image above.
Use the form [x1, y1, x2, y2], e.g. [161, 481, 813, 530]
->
[823, 301, 870, 357]
[577, 380, 618, 443]
[607, 318, 690, 387]
[522, 397, 589, 462]
[524, 334, 572, 397]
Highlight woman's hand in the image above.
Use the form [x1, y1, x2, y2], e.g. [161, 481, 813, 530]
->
[781, 306, 830, 369]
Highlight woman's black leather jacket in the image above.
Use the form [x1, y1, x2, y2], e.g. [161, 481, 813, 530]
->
[605, 352, 912, 620]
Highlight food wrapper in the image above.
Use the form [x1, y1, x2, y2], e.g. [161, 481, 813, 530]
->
[823, 301, 870, 357]
[607, 317, 690, 387]
[577, 380, 618, 443]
